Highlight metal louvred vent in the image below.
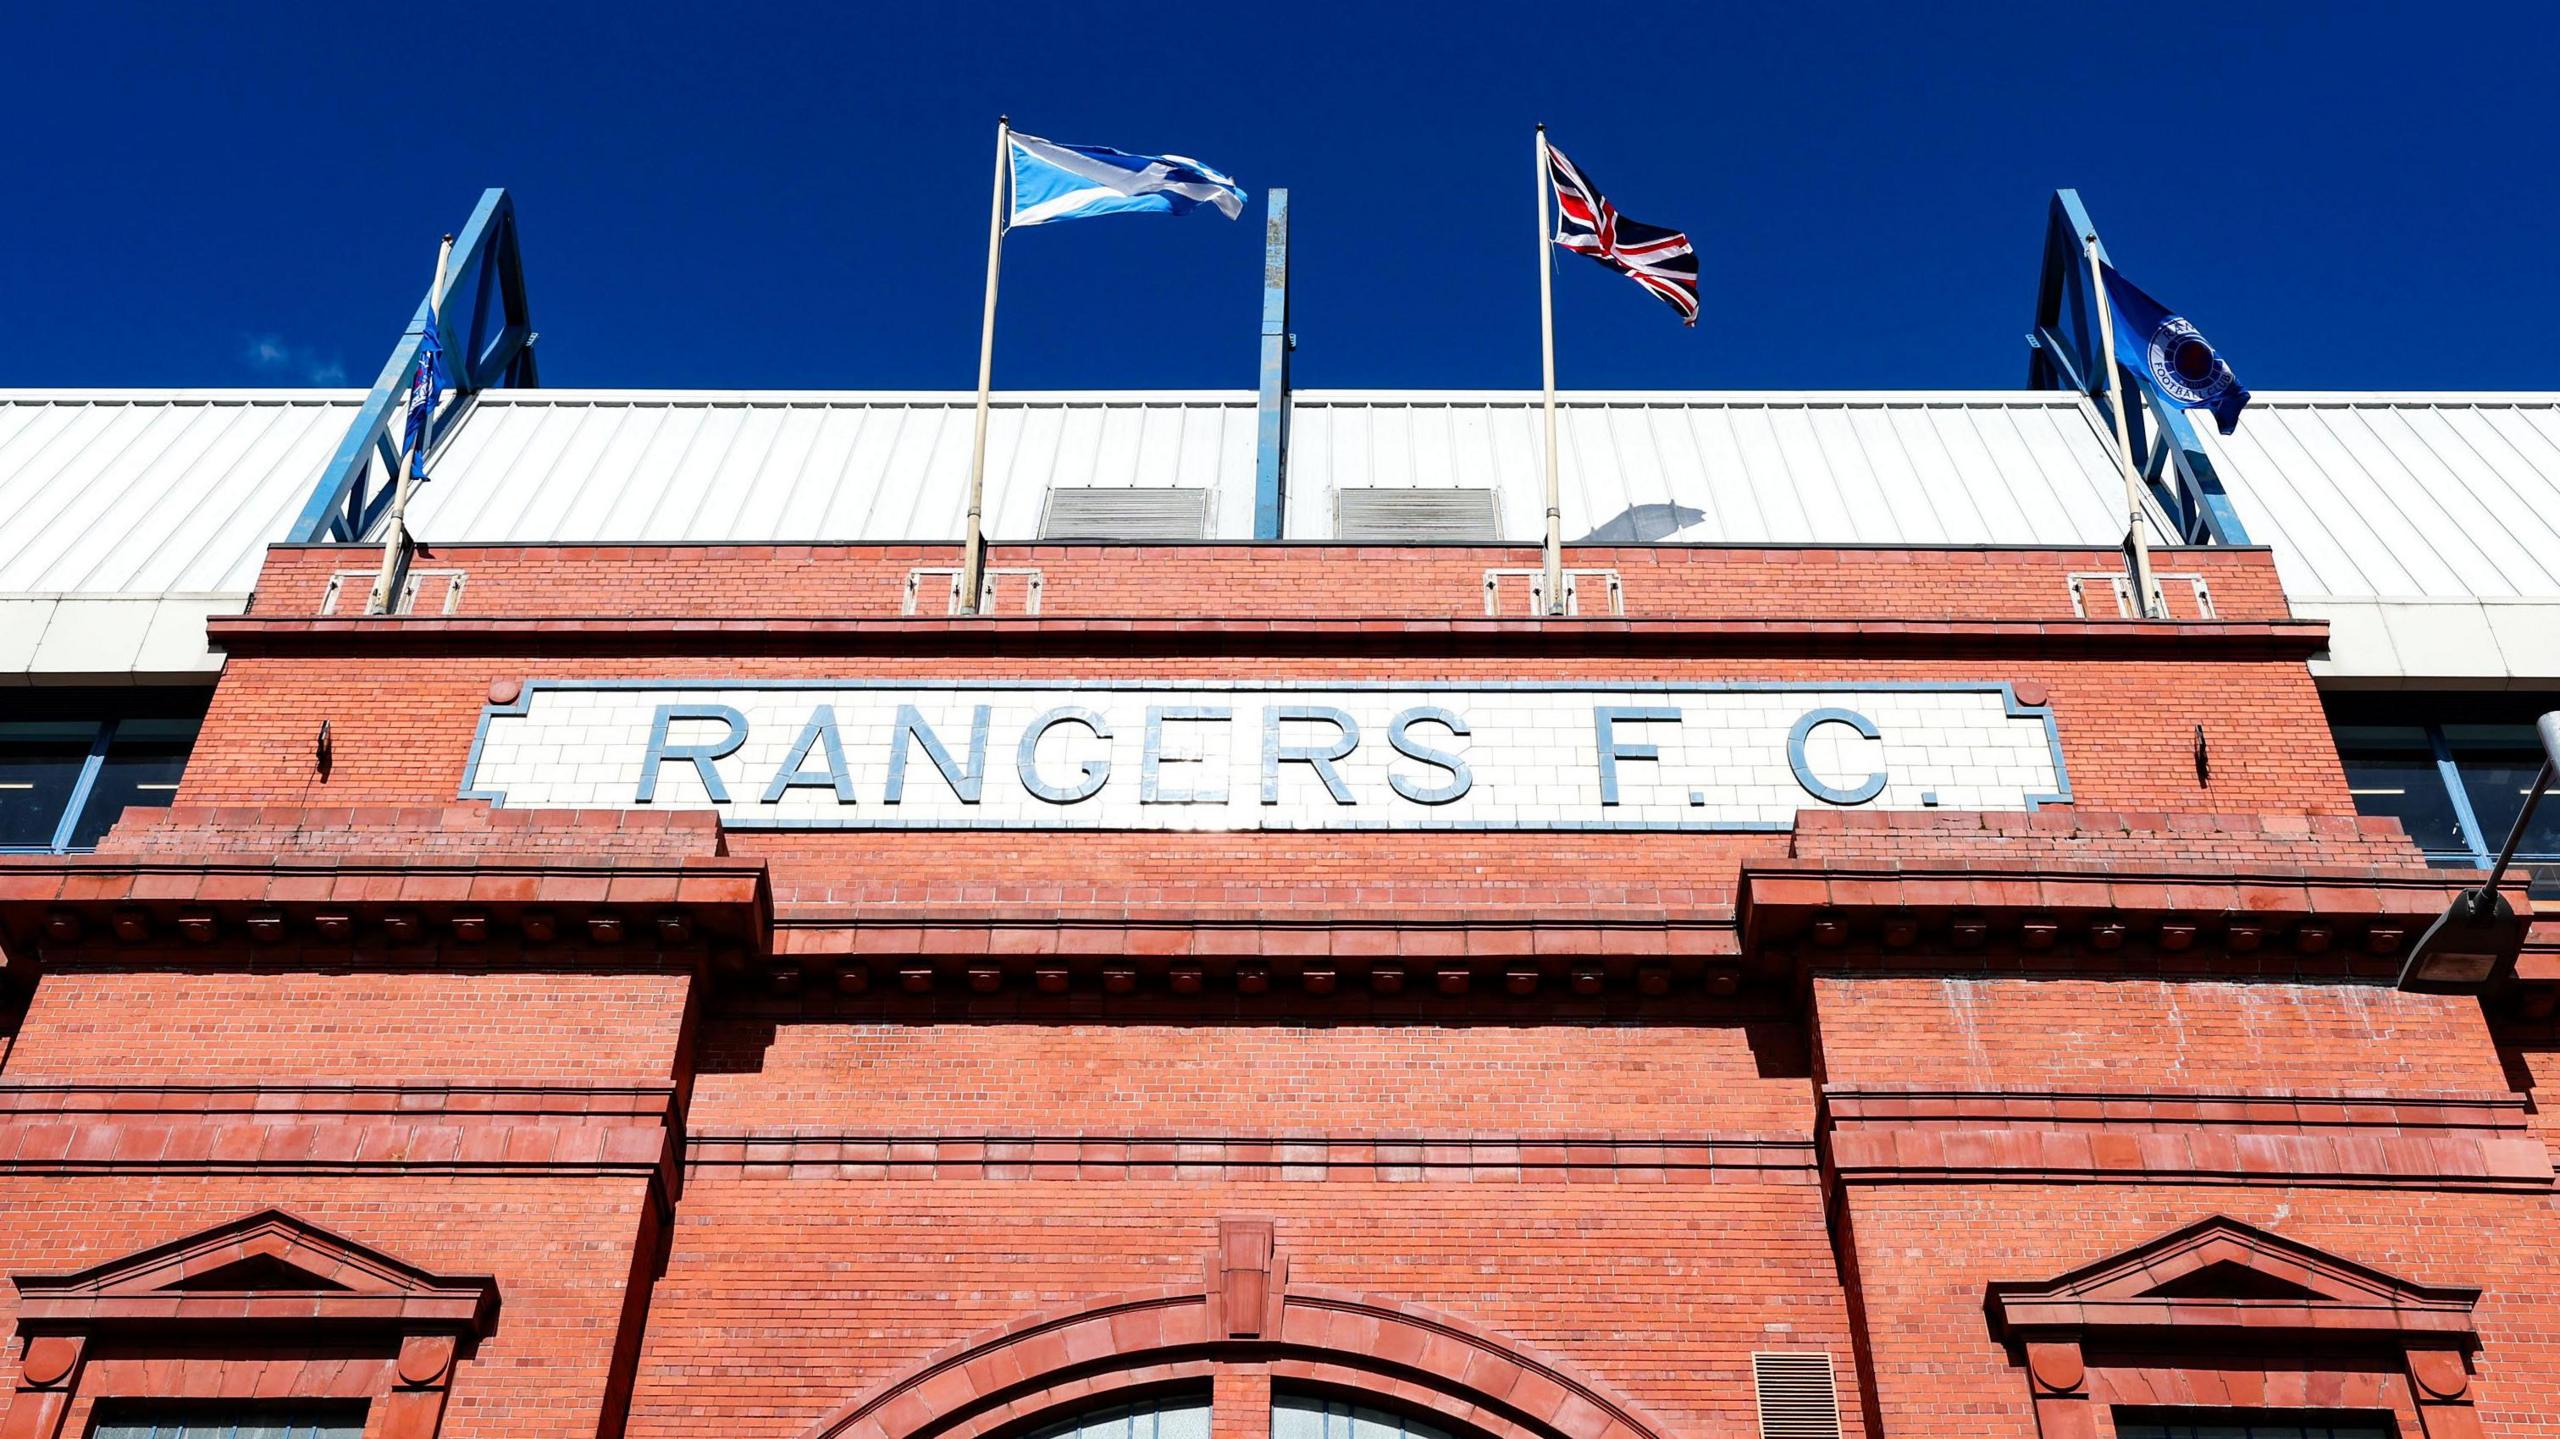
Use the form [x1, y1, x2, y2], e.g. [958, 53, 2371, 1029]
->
[1038, 487, 1215, 540]
[1334, 487, 1502, 541]
[1752, 1353, 1842, 1439]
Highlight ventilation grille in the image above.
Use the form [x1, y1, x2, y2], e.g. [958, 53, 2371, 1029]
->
[1752, 1353, 1842, 1439]
[1039, 486, 1214, 540]
[1335, 487, 1502, 542]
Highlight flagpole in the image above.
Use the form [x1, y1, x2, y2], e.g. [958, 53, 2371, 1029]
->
[958, 116, 1010, 617]
[1535, 124, 1564, 617]
[2084, 233, 2165, 621]
[366, 232, 453, 617]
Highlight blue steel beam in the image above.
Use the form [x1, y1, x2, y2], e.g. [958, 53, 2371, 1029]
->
[2026, 188, 2249, 544]
[290, 189, 538, 543]
[1253, 188, 1291, 540]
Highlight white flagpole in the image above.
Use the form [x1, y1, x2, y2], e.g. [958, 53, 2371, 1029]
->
[2084, 233, 2165, 620]
[1535, 124, 1564, 616]
[366, 233, 454, 617]
[958, 116, 1010, 616]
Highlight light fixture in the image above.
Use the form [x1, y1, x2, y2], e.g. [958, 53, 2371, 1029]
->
[2399, 712, 2555, 994]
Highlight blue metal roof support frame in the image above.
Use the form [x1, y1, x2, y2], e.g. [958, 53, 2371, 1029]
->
[2025, 189, 2248, 545]
[1253, 188, 1292, 540]
[290, 189, 540, 543]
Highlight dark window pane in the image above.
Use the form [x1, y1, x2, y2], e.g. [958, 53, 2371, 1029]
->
[89, 1402, 367, 1439]
[2117, 1423, 2391, 1439]
[2333, 724, 2470, 856]
[2445, 723, 2560, 861]
[66, 717, 199, 850]
[0, 720, 98, 849]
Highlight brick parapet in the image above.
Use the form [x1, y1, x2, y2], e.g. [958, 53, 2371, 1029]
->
[1790, 807, 2424, 866]
[244, 541, 2297, 622]
[97, 805, 727, 859]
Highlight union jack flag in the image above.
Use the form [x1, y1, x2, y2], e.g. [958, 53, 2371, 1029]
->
[1546, 141, 1698, 326]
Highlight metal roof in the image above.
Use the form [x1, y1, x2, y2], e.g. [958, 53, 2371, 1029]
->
[395, 387, 2164, 549]
[14, 386, 2560, 686]
[403, 390, 1264, 543]
[1286, 391, 2162, 546]
[2193, 396, 2560, 601]
[2190, 395, 2560, 687]
[0, 392, 361, 594]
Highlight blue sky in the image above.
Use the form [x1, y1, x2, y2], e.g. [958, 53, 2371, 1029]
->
[2, 1, 2551, 393]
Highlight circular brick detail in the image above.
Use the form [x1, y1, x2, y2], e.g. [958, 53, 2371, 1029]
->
[488, 677, 524, 706]
[20, 1336, 79, 1387]
[2407, 1349, 2469, 1401]
[2026, 1343, 2084, 1395]
[2011, 681, 2050, 708]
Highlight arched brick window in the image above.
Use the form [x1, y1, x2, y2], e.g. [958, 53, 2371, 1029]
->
[798, 1221, 1676, 1439]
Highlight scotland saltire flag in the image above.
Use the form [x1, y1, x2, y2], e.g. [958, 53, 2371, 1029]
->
[1547, 142, 1699, 326]
[2100, 264, 2250, 434]
[400, 322, 449, 471]
[1007, 133, 1245, 229]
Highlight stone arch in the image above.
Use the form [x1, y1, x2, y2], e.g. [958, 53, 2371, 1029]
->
[793, 1283, 1679, 1439]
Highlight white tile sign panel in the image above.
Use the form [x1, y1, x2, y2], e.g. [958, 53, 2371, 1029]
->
[461, 681, 2069, 831]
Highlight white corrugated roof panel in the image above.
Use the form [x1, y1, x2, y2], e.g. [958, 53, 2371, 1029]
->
[1284, 391, 2164, 546]
[2193, 395, 2560, 686]
[2194, 396, 2560, 600]
[0, 392, 360, 594]
[403, 391, 1264, 543]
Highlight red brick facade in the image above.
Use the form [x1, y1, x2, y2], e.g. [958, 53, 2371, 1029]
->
[1, 541, 2551, 1439]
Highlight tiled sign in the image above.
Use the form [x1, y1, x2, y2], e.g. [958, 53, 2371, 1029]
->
[462, 681, 2068, 831]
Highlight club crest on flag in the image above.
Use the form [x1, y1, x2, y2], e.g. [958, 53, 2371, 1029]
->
[2142, 314, 2238, 412]
[2098, 262, 2249, 434]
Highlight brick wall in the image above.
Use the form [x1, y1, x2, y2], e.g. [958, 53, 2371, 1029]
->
[1812, 976, 2504, 1092]
[5, 966, 693, 1083]
[4, 537, 2546, 1439]
[1838, 1186, 2560, 1437]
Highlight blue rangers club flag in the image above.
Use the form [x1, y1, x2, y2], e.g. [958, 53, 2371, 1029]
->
[1007, 132, 1245, 228]
[2100, 264, 2250, 434]
[400, 322, 449, 473]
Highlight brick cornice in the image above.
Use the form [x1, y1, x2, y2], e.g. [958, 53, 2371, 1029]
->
[205, 612, 2330, 660]
[1739, 858, 2498, 975]
[0, 1081, 686, 1204]
[680, 1131, 1817, 1183]
[1820, 1084, 2553, 1192]
[0, 853, 771, 962]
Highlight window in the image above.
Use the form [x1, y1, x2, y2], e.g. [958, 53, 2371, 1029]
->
[88, 1403, 367, 1439]
[1272, 1393, 1451, 1439]
[0, 720, 94, 850]
[1022, 1394, 1210, 1439]
[0, 694, 203, 854]
[2443, 722, 2560, 863]
[2329, 698, 2560, 893]
[2334, 724, 2469, 858]
[2115, 1419, 2390, 1439]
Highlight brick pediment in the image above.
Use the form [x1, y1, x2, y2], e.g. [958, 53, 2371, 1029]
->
[1986, 1215, 2479, 1344]
[12, 1209, 497, 1335]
